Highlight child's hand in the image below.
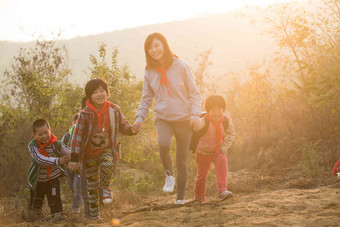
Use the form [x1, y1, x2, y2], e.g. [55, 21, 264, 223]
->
[190, 119, 201, 131]
[192, 118, 204, 132]
[132, 121, 142, 133]
[59, 156, 69, 165]
[68, 162, 78, 172]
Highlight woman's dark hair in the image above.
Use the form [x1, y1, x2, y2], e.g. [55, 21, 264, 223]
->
[205, 95, 226, 112]
[33, 119, 51, 134]
[85, 79, 109, 101]
[144, 32, 178, 69]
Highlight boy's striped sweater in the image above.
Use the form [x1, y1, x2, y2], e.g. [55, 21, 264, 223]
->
[27, 139, 69, 190]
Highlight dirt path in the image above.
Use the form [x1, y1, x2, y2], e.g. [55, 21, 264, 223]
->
[1, 185, 339, 226]
[121, 186, 340, 227]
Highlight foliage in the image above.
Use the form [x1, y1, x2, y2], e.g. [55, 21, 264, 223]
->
[299, 141, 324, 177]
[0, 39, 81, 196]
[193, 48, 216, 100]
[112, 171, 155, 194]
[222, 0, 340, 172]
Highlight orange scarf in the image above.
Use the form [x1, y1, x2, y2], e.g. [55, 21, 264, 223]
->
[86, 100, 111, 131]
[35, 133, 58, 178]
[205, 114, 224, 153]
[155, 64, 173, 97]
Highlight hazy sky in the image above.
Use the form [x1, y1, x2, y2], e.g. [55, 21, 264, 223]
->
[0, 0, 297, 42]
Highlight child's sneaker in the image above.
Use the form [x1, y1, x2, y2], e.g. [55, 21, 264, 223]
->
[102, 188, 112, 204]
[87, 215, 100, 221]
[72, 208, 80, 213]
[163, 172, 175, 193]
[218, 190, 233, 201]
[175, 200, 185, 205]
[50, 213, 64, 223]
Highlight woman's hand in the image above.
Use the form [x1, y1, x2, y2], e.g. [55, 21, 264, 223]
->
[132, 121, 142, 133]
[190, 119, 202, 132]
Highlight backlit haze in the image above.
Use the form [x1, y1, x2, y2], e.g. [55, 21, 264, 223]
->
[0, 0, 300, 42]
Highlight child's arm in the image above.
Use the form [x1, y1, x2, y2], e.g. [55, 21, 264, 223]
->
[61, 132, 70, 145]
[220, 118, 236, 153]
[60, 142, 71, 157]
[70, 112, 86, 162]
[28, 145, 63, 167]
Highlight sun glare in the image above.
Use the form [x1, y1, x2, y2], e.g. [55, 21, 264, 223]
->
[0, 0, 299, 42]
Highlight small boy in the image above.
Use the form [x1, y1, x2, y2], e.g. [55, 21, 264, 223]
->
[61, 113, 89, 215]
[190, 95, 236, 203]
[27, 119, 70, 222]
[68, 78, 137, 219]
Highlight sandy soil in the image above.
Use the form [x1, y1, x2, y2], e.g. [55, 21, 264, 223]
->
[2, 184, 339, 226]
[120, 186, 340, 227]
[1, 167, 339, 227]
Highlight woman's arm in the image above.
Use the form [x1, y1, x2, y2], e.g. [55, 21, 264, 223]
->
[182, 63, 202, 119]
[136, 73, 154, 122]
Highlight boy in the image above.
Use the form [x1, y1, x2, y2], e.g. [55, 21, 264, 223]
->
[27, 119, 70, 222]
[190, 95, 236, 203]
[68, 78, 137, 219]
[62, 113, 89, 215]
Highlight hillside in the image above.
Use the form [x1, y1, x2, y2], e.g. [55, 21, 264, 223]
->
[0, 8, 276, 85]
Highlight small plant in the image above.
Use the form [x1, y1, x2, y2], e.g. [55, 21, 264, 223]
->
[112, 171, 155, 195]
[299, 141, 323, 178]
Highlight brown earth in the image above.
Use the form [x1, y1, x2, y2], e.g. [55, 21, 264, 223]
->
[1, 176, 339, 226]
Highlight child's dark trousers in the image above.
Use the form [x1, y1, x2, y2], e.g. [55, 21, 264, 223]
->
[29, 177, 63, 215]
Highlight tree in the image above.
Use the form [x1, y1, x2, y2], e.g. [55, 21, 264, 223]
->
[193, 49, 217, 100]
[3, 39, 72, 119]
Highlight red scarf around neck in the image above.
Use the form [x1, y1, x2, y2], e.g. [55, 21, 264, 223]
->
[86, 100, 111, 131]
[35, 133, 58, 178]
[205, 114, 224, 153]
[155, 64, 173, 97]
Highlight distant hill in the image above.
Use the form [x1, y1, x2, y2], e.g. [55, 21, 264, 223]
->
[0, 8, 277, 85]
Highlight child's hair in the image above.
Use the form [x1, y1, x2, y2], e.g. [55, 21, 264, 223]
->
[85, 79, 109, 101]
[144, 32, 178, 69]
[33, 119, 51, 134]
[73, 113, 79, 123]
[205, 95, 226, 112]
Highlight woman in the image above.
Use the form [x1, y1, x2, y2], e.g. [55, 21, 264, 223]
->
[133, 32, 202, 204]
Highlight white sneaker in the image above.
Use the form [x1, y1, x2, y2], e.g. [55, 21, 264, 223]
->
[175, 200, 185, 205]
[218, 190, 233, 201]
[163, 174, 175, 193]
[102, 188, 112, 204]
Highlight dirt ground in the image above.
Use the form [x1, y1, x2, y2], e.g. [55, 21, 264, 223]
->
[119, 186, 340, 227]
[1, 184, 340, 226]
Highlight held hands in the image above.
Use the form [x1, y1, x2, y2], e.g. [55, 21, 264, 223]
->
[190, 118, 203, 132]
[131, 121, 142, 133]
[59, 156, 69, 165]
[67, 162, 78, 172]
